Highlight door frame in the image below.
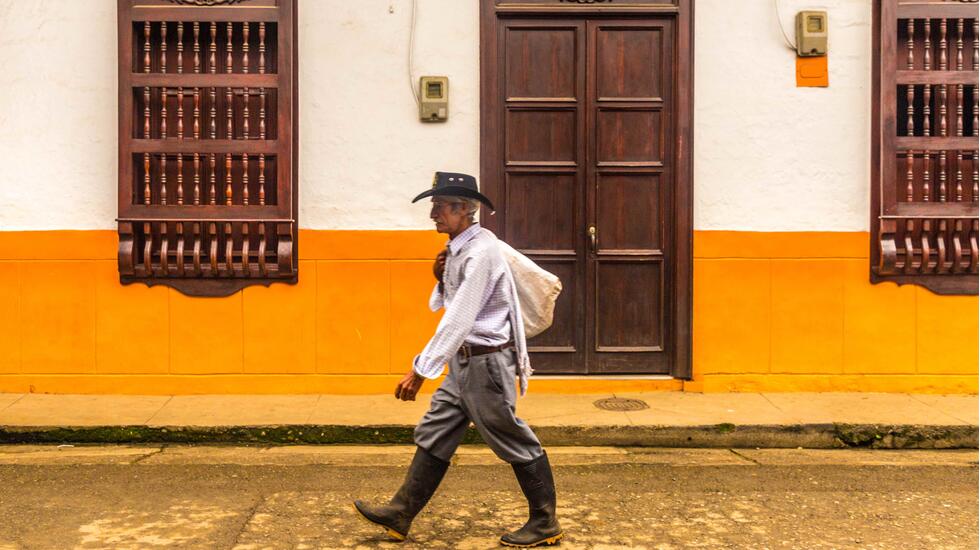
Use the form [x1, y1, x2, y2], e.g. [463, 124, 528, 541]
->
[479, 0, 693, 379]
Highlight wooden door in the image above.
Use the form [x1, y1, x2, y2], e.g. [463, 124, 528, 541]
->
[481, 1, 692, 377]
[587, 19, 673, 373]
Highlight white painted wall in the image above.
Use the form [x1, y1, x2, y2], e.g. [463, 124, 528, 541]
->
[0, 0, 872, 232]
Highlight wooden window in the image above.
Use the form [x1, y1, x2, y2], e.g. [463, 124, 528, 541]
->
[872, 0, 978, 295]
[117, 0, 298, 296]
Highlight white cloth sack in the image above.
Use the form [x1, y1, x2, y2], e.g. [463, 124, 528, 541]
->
[495, 238, 562, 338]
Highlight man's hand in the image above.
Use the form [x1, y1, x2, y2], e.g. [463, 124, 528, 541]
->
[395, 369, 425, 401]
[433, 249, 447, 282]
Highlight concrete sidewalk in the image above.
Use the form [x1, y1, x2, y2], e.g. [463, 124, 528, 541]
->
[0, 391, 976, 448]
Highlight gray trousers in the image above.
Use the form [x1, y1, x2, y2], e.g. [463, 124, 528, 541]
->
[414, 348, 543, 464]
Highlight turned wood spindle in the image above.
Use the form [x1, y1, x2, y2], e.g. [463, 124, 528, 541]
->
[956, 152, 963, 202]
[177, 87, 184, 139]
[906, 150, 915, 202]
[161, 21, 168, 73]
[974, 152, 979, 203]
[225, 154, 233, 205]
[209, 154, 217, 205]
[939, 152, 947, 202]
[193, 153, 201, 206]
[177, 154, 184, 205]
[193, 88, 200, 139]
[193, 22, 200, 73]
[144, 154, 151, 205]
[259, 22, 266, 74]
[143, 86, 151, 138]
[923, 151, 931, 201]
[259, 155, 266, 206]
[161, 154, 168, 206]
[259, 88, 266, 139]
[209, 86, 217, 139]
[243, 153, 250, 206]
[243, 87, 250, 139]
[925, 18, 932, 69]
[161, 87, 168, 139]
[243, 22, 250, 74]
[226, 22, 234, 73]
[226, 86, 233, 139]
[209, 22, 217, 74]
[177, 22, 184, 74]
[143, 21, 152, 72]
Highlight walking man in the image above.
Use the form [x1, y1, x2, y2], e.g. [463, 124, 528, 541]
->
[353, 172, 563, 547]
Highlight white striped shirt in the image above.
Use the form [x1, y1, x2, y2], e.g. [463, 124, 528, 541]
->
[412, 223, 532, 394]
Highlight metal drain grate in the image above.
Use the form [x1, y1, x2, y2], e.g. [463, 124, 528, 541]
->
[593, 397, 649, 411]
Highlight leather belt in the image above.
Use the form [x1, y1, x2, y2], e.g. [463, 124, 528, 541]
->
[458, 342, 514, 360]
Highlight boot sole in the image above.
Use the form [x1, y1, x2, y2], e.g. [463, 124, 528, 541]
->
[499, 532, 564, 547]
[351, 503, 407, 542]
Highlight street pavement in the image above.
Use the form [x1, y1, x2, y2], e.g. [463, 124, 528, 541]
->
[0, 445, 976, 549]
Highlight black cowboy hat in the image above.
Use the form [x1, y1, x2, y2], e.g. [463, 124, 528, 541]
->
[411, 171, 495, 212]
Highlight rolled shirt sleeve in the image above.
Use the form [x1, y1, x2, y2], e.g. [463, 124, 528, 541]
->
[412, 254, 495, 379]
[428, 282, 444, 312]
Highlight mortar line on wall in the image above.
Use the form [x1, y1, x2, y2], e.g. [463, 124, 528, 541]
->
[167, 289, 173, 375]
[913, 288, 919, 374]
[839, 261, 845, 376]
[767, 259, 773, 375]
[16, 263, 22, 376]
[241, 290, 245, 374]
[314, 261, 320, 375]
[92, 263, 99, 375]
[387, 261, 393, 376]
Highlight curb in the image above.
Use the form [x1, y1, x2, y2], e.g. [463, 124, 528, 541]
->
[0, 423, 976, 449]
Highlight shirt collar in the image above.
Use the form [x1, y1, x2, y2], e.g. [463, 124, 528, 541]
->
[447, 223, 481, 256]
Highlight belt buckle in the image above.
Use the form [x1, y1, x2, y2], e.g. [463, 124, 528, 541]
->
[459, 344, 472, 360]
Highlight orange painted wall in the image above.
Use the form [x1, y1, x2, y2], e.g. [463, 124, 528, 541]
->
[0, 230, 975, 394]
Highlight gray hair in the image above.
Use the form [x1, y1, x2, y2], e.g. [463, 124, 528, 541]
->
[447, 197, 481, 222]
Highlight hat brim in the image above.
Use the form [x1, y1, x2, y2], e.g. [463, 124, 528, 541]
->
[412, 186, 495, 212]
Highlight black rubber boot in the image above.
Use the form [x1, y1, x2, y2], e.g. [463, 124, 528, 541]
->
[500, 451, 563, 547]
[353, 446, 450, 542]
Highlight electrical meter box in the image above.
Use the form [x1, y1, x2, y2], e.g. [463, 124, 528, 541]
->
[419, 76, 449, 122]
[795, 11, 828, 57]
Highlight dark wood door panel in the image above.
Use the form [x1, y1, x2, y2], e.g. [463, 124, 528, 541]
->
[594, 259, 664, 351]
[596, 109, 665, 165]
[505, 25, 580, 100]
[526, 259, 580, 350]
[596, 173, 663, 252]
[505, 108, 578, 164]
[595, 25, 666, 101]
[505, 172, 579, 252]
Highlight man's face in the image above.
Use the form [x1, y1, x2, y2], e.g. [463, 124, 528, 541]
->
[430, 198, 468, 235]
